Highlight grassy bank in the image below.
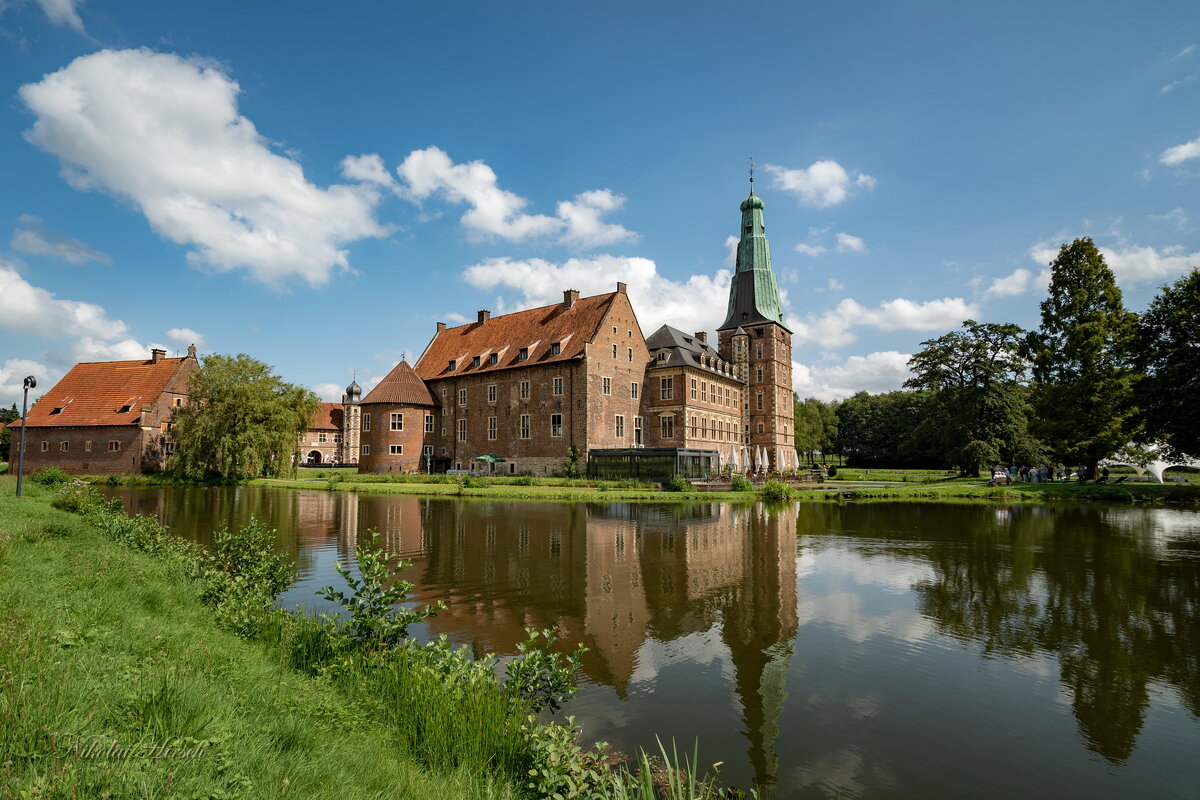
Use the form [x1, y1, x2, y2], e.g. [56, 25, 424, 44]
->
[0, 479, 510, 799]
[0, 478, 755, 799]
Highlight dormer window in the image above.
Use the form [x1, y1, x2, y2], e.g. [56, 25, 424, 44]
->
[118, 404, 133, 413]
[488, 353, 498, 366]
[50, 406, 64, 415]
[472, 356, 481, 368]
[448, 359, 456, 371]
[657, 352, 666, 362]
[550, 342, 561, 356]
[518, 347, 528, 361]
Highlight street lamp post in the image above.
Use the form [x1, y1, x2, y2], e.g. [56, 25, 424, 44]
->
[15, 375, 36, 498]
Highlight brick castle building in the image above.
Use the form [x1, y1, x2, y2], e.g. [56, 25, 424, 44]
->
[349, 189, 795, 475]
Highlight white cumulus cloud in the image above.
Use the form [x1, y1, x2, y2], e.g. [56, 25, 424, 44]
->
[165, 327, 206, 351]
[35, 0, 85, 31]
[792, 351, 913, 402]
[311, 383, 345, 402]
[1028, 237, 1198, 287]
[766, 160, 876, 208]
[0, 358, 60, 409]
[0, 261, 128, 340]
[983, 267, 1040, 298]
[11, 214, 110, 265]
[1159, 135, 1200, 165]
[795, 243, 828, 257]
[788, 296, 978, 347]
[461, 255, 732, 340]
[835, 232, 866, 253]
[556, 190, 637, 249]
[19, 48, 387, 289]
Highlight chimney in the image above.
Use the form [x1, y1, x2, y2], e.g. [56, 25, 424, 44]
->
[186, 344, 197, 359]
[477, 310, 491, 324]
[436, 322, 447, 332]
[563, 289, 580, 310]
[616, 282, 627, 294]
[694, 331, 708, 344]
[151, 348, 166, 363]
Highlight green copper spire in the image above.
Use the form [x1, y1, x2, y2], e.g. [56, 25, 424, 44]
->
[718, 188, 790, 331]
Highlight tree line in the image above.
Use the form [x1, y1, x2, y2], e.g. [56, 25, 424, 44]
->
[794, 239, 1199, 476]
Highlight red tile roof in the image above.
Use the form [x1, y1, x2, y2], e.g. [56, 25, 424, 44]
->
[414, 292, 616, 381]
[309, 402, 343, 431]
[18, 357, 191, 428]
[361, 361, 436, 406]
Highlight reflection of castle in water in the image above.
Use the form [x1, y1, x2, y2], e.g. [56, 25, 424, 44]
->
[325, 493, 798, 789]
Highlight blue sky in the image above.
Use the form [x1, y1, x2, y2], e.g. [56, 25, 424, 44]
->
[1, 1, 1198, 406]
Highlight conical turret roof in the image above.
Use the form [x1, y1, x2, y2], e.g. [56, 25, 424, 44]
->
[718, 192, 790, 332]
[360, 361, 435, 406]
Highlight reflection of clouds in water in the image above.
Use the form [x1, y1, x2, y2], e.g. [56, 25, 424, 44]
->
[1101, 507, 1200, 543]
[785, 747, 897, 799]
[630, 625, 736, 690]
[796, 544, 936, 644]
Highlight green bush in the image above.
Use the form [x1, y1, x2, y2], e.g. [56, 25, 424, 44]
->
[504, 629, 586, 714]
[461, 475, 489, 489]
[522, 717, 614, 800]
[200, 519, 294, 637]
[759, 479, 794, 502]
[665, 475, 691, 493]
[29, 467, 70, 486]
[730, 474, 753, 492]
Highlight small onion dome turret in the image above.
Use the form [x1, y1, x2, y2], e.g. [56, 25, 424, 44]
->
[345, 379, 362, 403]
[740, 192, 764, 211]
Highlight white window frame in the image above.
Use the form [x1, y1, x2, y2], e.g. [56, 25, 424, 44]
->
[389, 444, 403, 455]
[487, 416, 498, 440]
[487, 384, 497, 403]
[519, 414, 531, 439]
[553, 376, 564, 396]
[457, 419, 467, 441]
[519, 380, 530, 399]
[390, 412, 404, 431]
[362, 413, 371, 432]
[660, 377, 673, 400]
[602, 377, 611, 395]
[550, 413, 563, 437]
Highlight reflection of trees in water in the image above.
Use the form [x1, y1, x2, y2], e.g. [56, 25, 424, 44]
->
[898, 504, 1200, 763]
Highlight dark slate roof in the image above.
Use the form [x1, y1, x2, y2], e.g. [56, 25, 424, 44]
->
[361, 361, 436, 407]
[644, 325, 737, 379]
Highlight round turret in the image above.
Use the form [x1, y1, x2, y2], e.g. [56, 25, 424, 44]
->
[345, 379, 361, 403]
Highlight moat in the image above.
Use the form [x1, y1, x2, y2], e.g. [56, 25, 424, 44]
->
[103, 487, 1200, 799]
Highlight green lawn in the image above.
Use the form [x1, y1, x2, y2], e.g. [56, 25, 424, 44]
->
[0, 478, 511, 800]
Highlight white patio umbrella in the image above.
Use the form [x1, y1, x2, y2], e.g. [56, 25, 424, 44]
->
[730, 446, 740, 471]
[741, 445, 750, 472]
[758, 446, 767, 472]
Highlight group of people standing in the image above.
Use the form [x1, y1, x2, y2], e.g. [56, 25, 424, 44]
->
[990, 464, 1108, 484]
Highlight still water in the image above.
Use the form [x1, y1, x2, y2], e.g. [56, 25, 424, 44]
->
[104, 487, 1200, 799]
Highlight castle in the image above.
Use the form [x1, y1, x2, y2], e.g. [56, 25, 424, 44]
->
[335, 188, 795, 476]
[15, 190, 795, 478]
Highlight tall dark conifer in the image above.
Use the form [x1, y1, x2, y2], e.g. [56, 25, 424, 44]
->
[1027, 238, 1138, 471]
[1133, 268, 1200, 460]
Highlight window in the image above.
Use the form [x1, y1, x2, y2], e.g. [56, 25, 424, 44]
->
[487, 416, 498, 440]
[390, 413, 404, 431]
[757, 422, 765, 434]
[458, 389, 467, 406]
[174, 398, 183, 407]
[518, 347, 528, 361]
[488, 353, 498, 366]
[631, 381, 639, 399]
[701, 381, 708, 402]
[59, 441, 69, 452]
[612, 343, 618, 358]
[519, 380, 530, 399]
[756, 343, 764, 359]
[550, 414, 563, 437]
[602, 377, 611, 395]
[627, 347, 633, 362]
[424, 445, 433, 456]
[442, 406, 449, 416]
[471, 356, 481, 368]
[701, 418, 708, 438]
[390, 445, 403, 455]
[441, 447, 448, 456]
[520, 414, 530, 439]
[457, 419, 467, 441]
[448, 359, 456, 371]
[690, 378, 698, 400]
[612, 326, 618, 334]
[553, 376, 564, 396]
[334, 433, 342, 443]
[361, 444, 370, 455]
[164, 442, 175, 455]
[615, 415, 625, 437]
[362, 413, 371, 432]
[634, 416, 643, 445]
[660, 415, 674, 438]
[109, 440, 122, 452]
[756, 392, 764, 411]
[725, 386, 731, 405]
[660, 377, 673, 400]
[550, 342, 561, 356]
[84, 440, 92, 453]
[756, 367, 763, 383]
[318, 432, 327, 443]
[628, 330, 633, 338]
[689, 415, 697, 436]
[656, 352, 666, 362]
[40, 441, 49, 452]
[487, 384, 497, 403]
[425, 414, 434, 433]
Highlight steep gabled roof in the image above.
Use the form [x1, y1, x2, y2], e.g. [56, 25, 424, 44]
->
[361, 361, 436, 406]
[18, 356, 192, 429]
[414, 292, 617, 381]
[645, 325, 736, 379]
[309, 402, 343, 431]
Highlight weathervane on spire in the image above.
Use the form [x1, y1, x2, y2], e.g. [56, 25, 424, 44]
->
[749, 157, 756, 191]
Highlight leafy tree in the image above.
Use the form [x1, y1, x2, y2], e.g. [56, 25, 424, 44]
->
[1027, 238, 1138, 472]
[906, 320, 1037, 476]
[793, 396, 838, 463]
[0, 402, 17, 461]
[170, 354, 320, 480]
[835, 390, 937, 467]
[1133, 268, 1200, 460]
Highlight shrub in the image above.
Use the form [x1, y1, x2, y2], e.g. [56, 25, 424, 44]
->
[511, 475, 535, 486]
[200, 519, 294, 637]
[29, 467, 70, 486]
[461, 475, 489, 489]
[51, 479, 105, 513]
[318, 529, 444, 650]
[504, 628, 586, 714]
[826, 465, 838, 477]
[730, 474, 753, 492]
[759, 479, 794, 502]
[522, 717, 614, 800]
[665, 475, 691, 493]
